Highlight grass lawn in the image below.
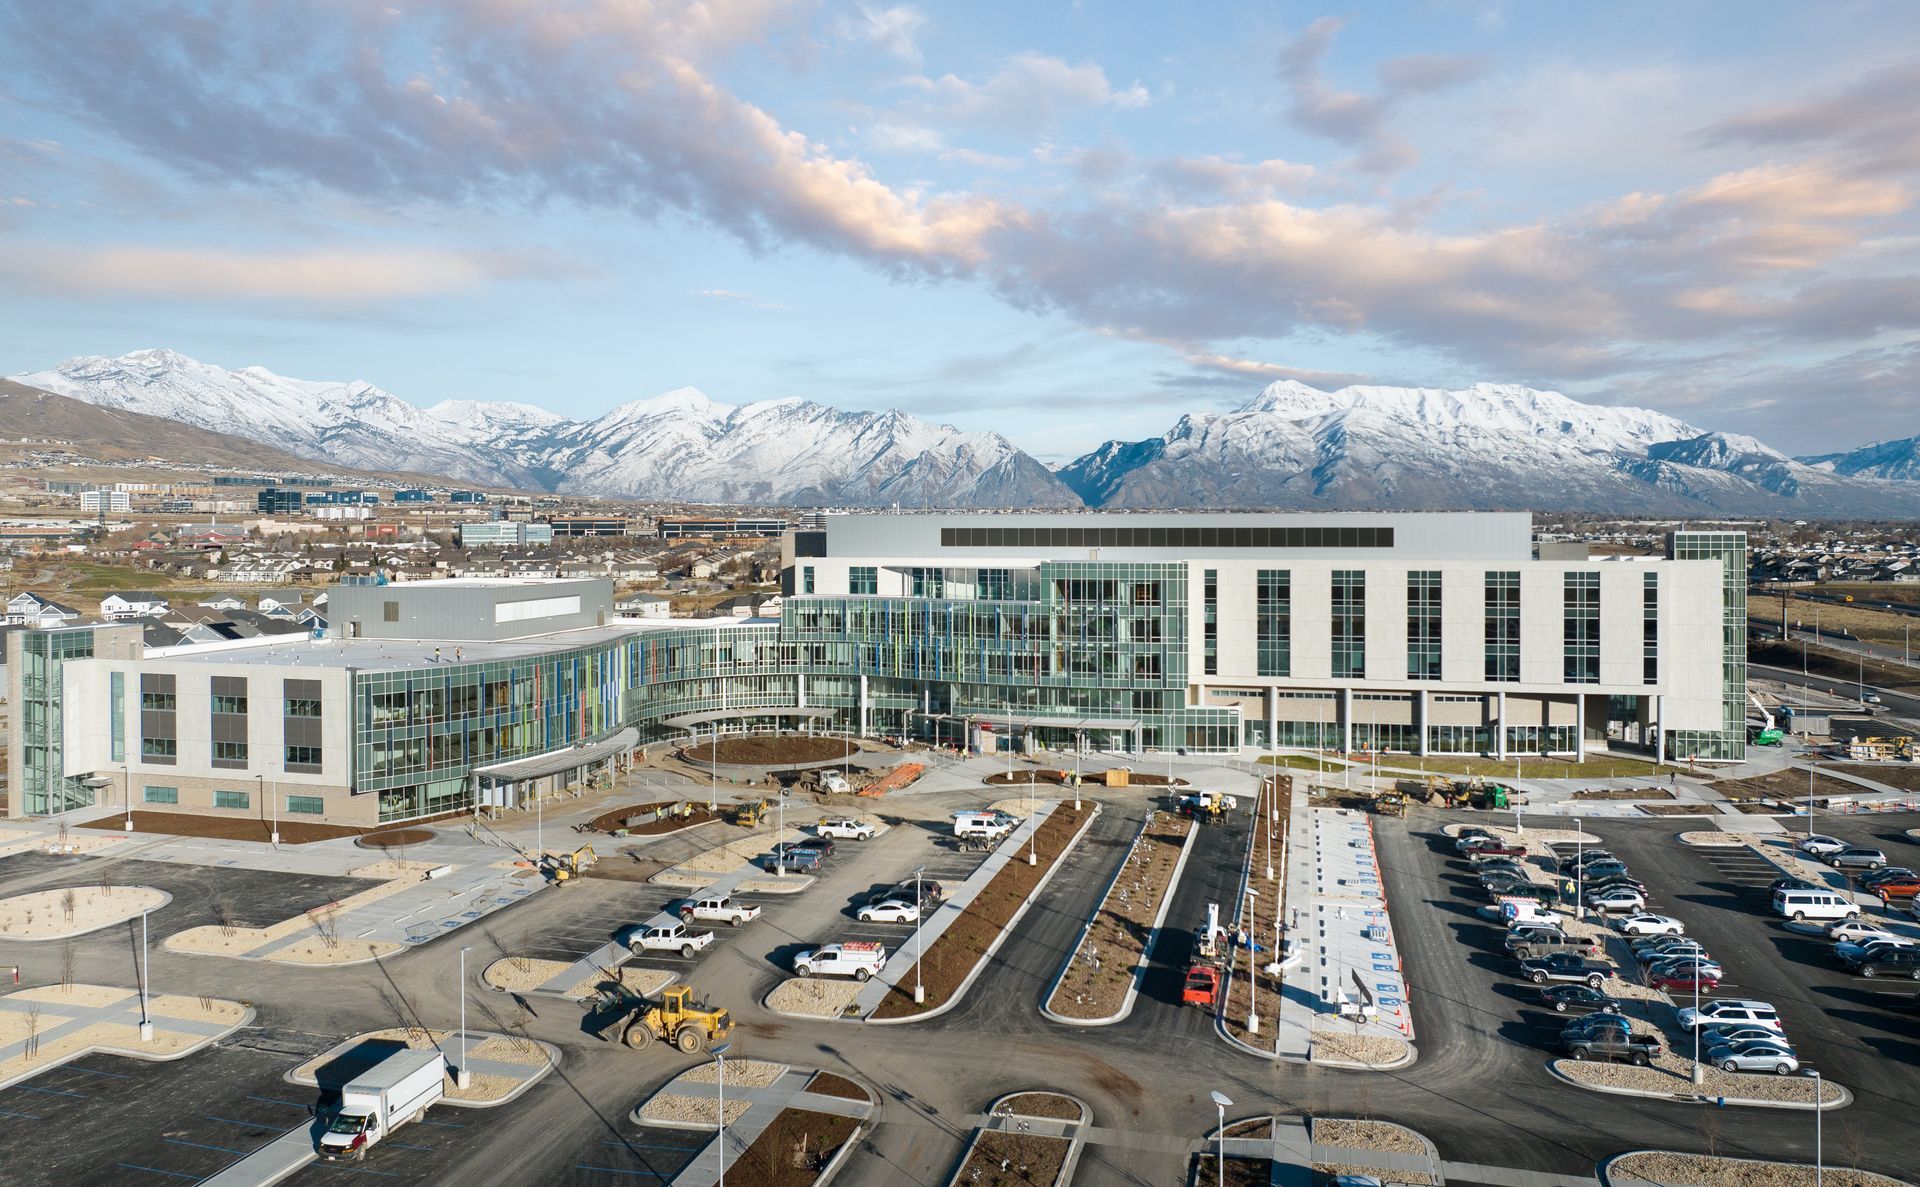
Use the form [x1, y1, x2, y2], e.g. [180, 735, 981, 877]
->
[1263, 752, 1666, 779]
[1256, 753, 1350, 770]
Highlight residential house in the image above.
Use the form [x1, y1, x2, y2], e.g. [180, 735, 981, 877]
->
[5, 592, 81, 627]
[99, 592, 171, 621]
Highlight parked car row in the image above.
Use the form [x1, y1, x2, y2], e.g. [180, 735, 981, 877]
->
[1826, 916, 1920, 978]
[1450, 831, 1625, 992]
[1676, 997, 1802, 1074]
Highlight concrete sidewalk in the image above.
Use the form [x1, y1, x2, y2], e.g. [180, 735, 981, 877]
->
[1303, 804, 1415, 1051]
[650, 1067, 874, 1187]
[0, 988, 249, 1089]
[850, 800, 1061, 1015]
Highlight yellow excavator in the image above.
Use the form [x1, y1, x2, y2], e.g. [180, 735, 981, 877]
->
[591, 983, 734, 1054]
[546, 844, 596, 885]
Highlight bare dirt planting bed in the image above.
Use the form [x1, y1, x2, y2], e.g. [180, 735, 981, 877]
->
[767, 977, 863, 1018]
[1713, 769, 1861, 802]
[805, 1071, 869, 1101]
[1572, 787, 1675, 801]
[359, 827, 435, 848]
[727, 1107, 861, 1187]
[1048, 811, 1192, 1019]
[1611, 1151, 1908, 1187]
[80, 810, 366, 844]
[589, 801, 723, 835]
[1225, 777, 1289, 1051]
[955, 1131, 1070, 1187]
[0, 886, 169, 939]
[681, 735, 856, 767]
[1822, 763, 1920, 792]
[872, 802, 1094, 1019]
[1191, 1154, 1271, 1187]
[1641, 803, 1718, 816]
[999, 1092, 1084, 1121]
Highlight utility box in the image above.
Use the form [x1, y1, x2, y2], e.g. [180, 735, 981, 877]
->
[1105, 768, 1131, 788]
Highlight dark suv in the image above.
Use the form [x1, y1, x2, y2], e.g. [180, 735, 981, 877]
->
[1854, 947, 1920, 979]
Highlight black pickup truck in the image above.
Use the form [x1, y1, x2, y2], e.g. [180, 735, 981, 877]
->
[1519, 952, 1612, 987]
[1563, 1024, 1661, 1065]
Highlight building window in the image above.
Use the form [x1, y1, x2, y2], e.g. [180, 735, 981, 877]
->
[285, 795, 325, 815]
[383, 600, 399, 622]
[110, 671, 125, 763]
[1407, 570, 1441, 680]
[1203, 568, 1218, 676]
[1256, 570, 1290, 677]
[140, 688, 176, 711]
[977, 568, 1011, 600]
[212, 740, 249, 765]
[142, 785, 178, 804]
[849, 566, 877, 595]
[911, 567, 945, 598]
[142, 738, 177, 761]
[285, 697, 322, 718]
[1564, 571, 1601, 683]
[285, 745, 323, 771]
[1643, 571, 1659, 685]
[1332, 570, 1366, 678]
[802, 566, 815, 594]
[212, 694, 248, 715]
[1485, 571, 1520, 682]
[214, 789, 250, 811]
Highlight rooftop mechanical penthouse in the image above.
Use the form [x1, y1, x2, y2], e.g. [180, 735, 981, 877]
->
[8, 514, 1745, 826]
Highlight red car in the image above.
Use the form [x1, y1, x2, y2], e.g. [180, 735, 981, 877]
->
[1650, 971, 1721, 993]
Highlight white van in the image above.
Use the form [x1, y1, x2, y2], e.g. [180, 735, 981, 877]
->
[1772, 886, 1858, 923]
[953, 810, 1017, 841]
[1498, 900, 1564, 928]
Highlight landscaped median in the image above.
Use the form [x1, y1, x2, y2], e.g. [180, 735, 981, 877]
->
[870, 801, 1098, 1020]
[0, 984, 252, 1088]
[1606, 1150, 1911, 1187]
[164, 858, 440, 965]
[0, 885, 171, 941]
[634, 1060, 875, 1187]
[1044, 810, 1195, 1024]
[1222, 776, 1290, 1054]
[946, 1091, 1088, 1187]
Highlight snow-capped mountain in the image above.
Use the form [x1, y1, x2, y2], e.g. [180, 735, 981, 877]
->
[12, 349, 1076, 507]
[1798, 435, 1920, 482]
[1058, 381, 1920, 515]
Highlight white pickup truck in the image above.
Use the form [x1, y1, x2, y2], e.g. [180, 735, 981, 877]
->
[794, 941, 888, 981]
[618, 921, 715, 959]
[816, 817, 877, 841]
[678, 895, 762, 928]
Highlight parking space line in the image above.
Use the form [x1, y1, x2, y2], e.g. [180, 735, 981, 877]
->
[382, 1142, 431, 1152]
[602, 1140, 702, 1153]
[0, 1106, 43, 1120]
[12, 1084, 86, 1099]
[62, 1064, 131, 1079]
[574, 1164, 670, 1178]
[165, 1137, 252, 1156]
[205, 1114, 284, 1130]
[414, 1117, 466, 1129]
[117, 1164, 201, 1181]
[246, 1095, 314, 1111]
[309, 1162, 400, 1178]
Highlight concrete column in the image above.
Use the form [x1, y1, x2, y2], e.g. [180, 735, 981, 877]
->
[1419, 689, 1431, 757]
[796, 671, 807, 709]
[1573, 695, 1585, 759]
[859, 674, 870, 737]
[1653, 694, 1665, 763]
[1495, 690, 1508, 759]
[1266, 688, 1278, 752]
[1340, 687, 1353, 754]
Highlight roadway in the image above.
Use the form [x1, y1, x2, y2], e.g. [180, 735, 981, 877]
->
[1749, 661, 1920, 720]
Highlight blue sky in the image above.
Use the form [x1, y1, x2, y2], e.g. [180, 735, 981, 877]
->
[2, 1, 1916, 460]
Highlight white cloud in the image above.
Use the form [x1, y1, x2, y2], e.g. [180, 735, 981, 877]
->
[897, 53, 1152, 134]
[832, 5, 927, 65]
[693, 287, 790, 310]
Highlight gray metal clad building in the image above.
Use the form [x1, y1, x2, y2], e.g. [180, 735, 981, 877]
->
[327, 578, 612, 641]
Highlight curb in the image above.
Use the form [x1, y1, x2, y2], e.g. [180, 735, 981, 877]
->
[1040, 813, 1199, 1027]
[1307, 1115, 1441, 1181]
[1306, 1038, 1419, 1072]
[649, 871, 816, 895]
[1544, 1060, 1852, 1110]
[0, 1004, 257, 1093]
[0, 888, 176, 943]
[1599, 1149, 1915, 1187]
[866, 803, 1102, 1025]
[286, 1032, 563, 1110]
[761, 981, 865, 1024]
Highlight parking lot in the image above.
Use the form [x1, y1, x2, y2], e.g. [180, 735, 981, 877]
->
[555, 1122, 709, 1185]
[1601, 817, 1920, 1111]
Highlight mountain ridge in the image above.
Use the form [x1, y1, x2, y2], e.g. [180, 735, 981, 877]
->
[11, 350, 1920, 515]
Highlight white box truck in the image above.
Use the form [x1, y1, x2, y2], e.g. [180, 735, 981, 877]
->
[317, 1049, 448, 1162]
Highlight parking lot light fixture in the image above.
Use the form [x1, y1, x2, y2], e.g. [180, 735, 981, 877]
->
[1691, 970, 1704, 1085]
[138, 909, 152, 1043]
[914, 864, 927, 1004]
[1244, 888, 1260, 1034]
[1209, 1091, 1232, 1187]
[457, 945, 472, 1090]
[1811, 1068, 1823, 1187]
[711, 1041, 733, 1187]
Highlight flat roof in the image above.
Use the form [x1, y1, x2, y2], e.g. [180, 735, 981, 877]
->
[142, 615, 777, 672]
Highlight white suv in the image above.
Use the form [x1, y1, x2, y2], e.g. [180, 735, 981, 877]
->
[794, 941, 888, 981]
[1677, 998, 1783, 1034]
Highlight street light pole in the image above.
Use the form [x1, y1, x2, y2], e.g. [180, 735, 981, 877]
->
[1811, 1068, 1823, 1187]
[457, 945, 472, 1089]
[913, 864, 926, 1004]
[124, 760, 133, 832]
[1209, 1091, 1232, 1187]
[1691, 969, 1704, 1085]
[1264, 779, 1274, 883]
[711, 1041, 733, 1187]
[1575, 819, 1584, 922]
[138, 909, 152, 1042]
[1244, 887, 1260, 1035]
[709, 721, 718, 815]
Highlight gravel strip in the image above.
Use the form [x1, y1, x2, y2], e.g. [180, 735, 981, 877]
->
[998, 1092, 1084, 1122]
[639, 1092, 751, 1126]
[766, 976, 864, 1017]
[1311, 1118, 1427, 1155]
[0, 886, 169, 940]
[1311, 1029, 1412, 1066]
[1315, 1161, 1435, 1186]
[680, 1059, 786, 1087]
[674, 827, 803, 875]
[1612, 1151, 1909, 1187]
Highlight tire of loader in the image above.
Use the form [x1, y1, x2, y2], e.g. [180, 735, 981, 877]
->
[675, 1025, 705, 1054]
[625, 1022, 655, 1050]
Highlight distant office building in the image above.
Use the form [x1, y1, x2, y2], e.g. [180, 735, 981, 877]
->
[459, 521, 555, 548]
[256, 488, 306, 514]
[450, 491, 488, 504]
[79, 490, 132, 514]
[548, 516, 630, 537]
[657, 516, 788, 540]
[394, 490, 432, 504]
